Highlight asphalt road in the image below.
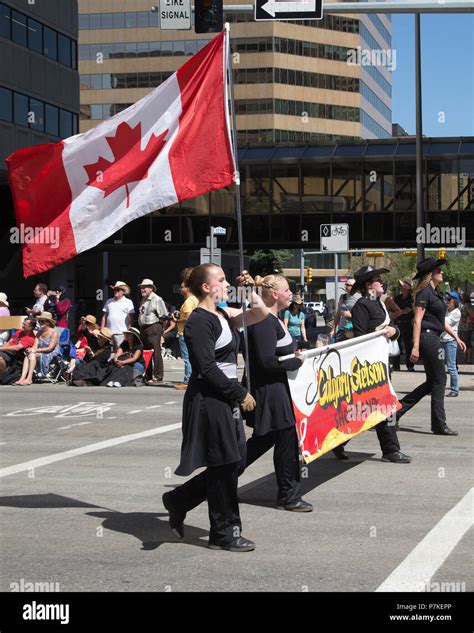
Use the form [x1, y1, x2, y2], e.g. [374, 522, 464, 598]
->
[0, 358, 472, 593]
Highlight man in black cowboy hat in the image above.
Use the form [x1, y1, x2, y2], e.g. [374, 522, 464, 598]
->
[395, 257, 466, 436]
[348, 265, 412, 463]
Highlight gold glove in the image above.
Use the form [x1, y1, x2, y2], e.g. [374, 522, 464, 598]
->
[240, 392, 256, 412]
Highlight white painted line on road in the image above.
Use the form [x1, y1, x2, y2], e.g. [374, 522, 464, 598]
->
[164, 401, 178, 405]
[0, 422, 182, 479]
[376, 487, 474, 592]
[0, 442, 6, 445]
[127, 410, 143, 414]
[146, 405, 162, 409]
[57, 421, 95, 430]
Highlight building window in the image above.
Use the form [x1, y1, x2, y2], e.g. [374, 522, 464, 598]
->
[13, 92, 29, 127]
[45, 103, 59, 136]
[0, 2, 11, 39]
[43, 26, 57, 60]
[11, 9, 27, 46]
[27, 18, 42, 53]
[58, 33, 71, 66]
[60, 109, 73, 138]
[29, 98, 45, 131]
[71, 40, 77, 69]
[0, 86, 12, 122]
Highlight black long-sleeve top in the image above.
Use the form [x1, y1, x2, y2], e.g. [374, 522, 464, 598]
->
[185, 306, 247, 404]
[351, 294, 399, 339]
[246, 313, 301, 435]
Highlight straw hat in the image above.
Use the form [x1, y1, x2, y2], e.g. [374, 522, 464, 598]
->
[97, 327, 114, 343]
[37, 311, 56, 327]
[84, 314, 99, 328]
[110, 281, 131, 295]
[123, 326, 143, 345]
[0, 292, 9, 307]
[292, 295, 304, 306]
[138, 278, 156, 292]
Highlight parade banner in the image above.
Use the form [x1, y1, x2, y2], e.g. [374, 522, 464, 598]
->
[284, 332, 401, 464]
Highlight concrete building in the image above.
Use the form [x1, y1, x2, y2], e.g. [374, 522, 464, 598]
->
[0, 0, 79, 290]
[77, 0, 393, 143]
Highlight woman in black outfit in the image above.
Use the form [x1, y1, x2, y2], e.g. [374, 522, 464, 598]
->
[163, 264, 268, 552]
[395, 257, 466, 435]
[245, 274, 313, 511]
[350, 266, 412, 463]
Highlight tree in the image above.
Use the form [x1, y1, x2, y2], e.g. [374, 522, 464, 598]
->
[248, 249, 293, 277]
[444, 253, 474, 292]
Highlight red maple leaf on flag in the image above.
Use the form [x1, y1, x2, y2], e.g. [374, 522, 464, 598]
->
[84, 121, 168, 208]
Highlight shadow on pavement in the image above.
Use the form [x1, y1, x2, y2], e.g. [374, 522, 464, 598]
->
[0, 493, 208, 551]
[86, 511, 209, 551]
[239, 451, 374, 509]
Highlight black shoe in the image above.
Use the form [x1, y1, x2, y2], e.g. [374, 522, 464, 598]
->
[381, 451, 412, 463]
[277, 499, 314, 512]
[432, 426, 458, 436]
[332, 445, 349, 460]
[446, 392, 459, 397]
[208, 536, 255, 552]
[162, 492, 185, 539]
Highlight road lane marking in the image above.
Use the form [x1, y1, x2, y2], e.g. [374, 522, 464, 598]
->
[164, 401, 178, 405]
[376, 487, 474, 592]
[127, 410, 143, 414]
[145, 405, 162, 409]
[57, 421, 95, 430]
[0, 422, 182, 479]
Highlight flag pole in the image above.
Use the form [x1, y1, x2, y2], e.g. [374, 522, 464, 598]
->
[225, 22, 251, 392]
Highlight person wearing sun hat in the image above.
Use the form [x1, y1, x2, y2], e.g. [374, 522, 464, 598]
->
[283, 294, 308, 349]
[101, 281, 135, 350]
[394, 257, 466, 436]
[338, 265, 412, 464]
[70, 327, 114, 386]
[14, 312, 60, 385]
[102, 326, 145, 387]
[137, 278, 167, 384]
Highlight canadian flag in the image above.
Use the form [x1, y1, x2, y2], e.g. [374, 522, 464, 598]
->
[6, 30, 235, 277]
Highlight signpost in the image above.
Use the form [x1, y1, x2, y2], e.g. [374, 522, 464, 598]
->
[255, 0, 323, 20]
[159, 0, 192, 30]
[320, 224, 349, 308]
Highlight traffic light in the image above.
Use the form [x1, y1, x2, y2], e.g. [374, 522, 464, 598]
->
[366, 252, 385, 257]
[195, 0, 223, 33]
[438, 248, 447, 260]
[306, 266, 313, 283]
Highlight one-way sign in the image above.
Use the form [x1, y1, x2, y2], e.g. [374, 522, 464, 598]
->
[255, 0, 322, 21]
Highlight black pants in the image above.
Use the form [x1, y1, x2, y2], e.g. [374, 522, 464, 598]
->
[246, 426, 301, 505]
[393, 324, 414, 370]
[168, 462, 241, 545]
[140, 322, 164, 380]
[166, 426, 302, 541]
[397, 331, 447, 431]
[340, 419, 400, 455]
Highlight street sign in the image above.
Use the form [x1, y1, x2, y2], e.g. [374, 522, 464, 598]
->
[255, 0, 323, 21]
[200, 247, 221, 265]
[320, 223, 349, 252]
[213, 226, 227, 236]
[159, 0, 192, 30]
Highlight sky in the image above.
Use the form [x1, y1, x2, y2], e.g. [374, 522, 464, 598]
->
[391, 12, 474, 137]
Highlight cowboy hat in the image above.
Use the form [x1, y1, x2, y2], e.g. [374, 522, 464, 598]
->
[353, 266, 390, 292]
[138, 278, 156, 292]
[97, 327, 114, 343]
[0, 292, 9, 307]
[398, 279, 412, 290]
[413, 257, 447, 280]
[110, 281, 131, 295]
[122, 326, 143, 345]
[84, 314, 100, 329]
[37, 311, 56, 327]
